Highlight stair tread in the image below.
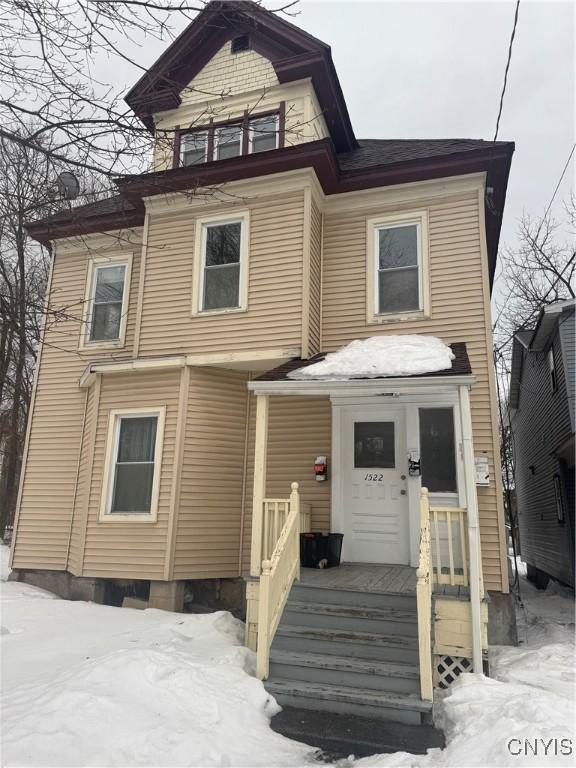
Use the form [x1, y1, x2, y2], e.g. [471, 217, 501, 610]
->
[269, 649, 420, 678]
[266, 679, 432, 712]
[283, 601, 417, 622]
[274, 623, 419, 648]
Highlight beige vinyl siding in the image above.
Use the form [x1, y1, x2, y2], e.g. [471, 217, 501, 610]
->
[81, 369, 180, 579]
[152, 42, 328, 171]
[308, 197, 322, 355]
[139, 192, 305, 355]
[173, 367, 249, 579]
[321, 191, 504, 591]
[11, 231, 142, 572]
[241, 394, 331, 575]
[67, 384, 95, 575]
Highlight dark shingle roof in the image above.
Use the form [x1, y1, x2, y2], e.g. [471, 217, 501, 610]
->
[27, 195, 135, 228]
[337, 139, 510, 172]
[255, 342, 471, 382]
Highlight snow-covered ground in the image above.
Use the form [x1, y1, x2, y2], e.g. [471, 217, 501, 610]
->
[1, 545, 574, 767]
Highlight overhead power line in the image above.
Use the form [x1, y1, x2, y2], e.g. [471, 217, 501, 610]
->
[493, 0, 521, 142]
[541, 143, 576, 222]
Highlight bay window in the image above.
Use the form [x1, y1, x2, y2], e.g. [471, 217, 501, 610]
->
[101, 408, 165, 521]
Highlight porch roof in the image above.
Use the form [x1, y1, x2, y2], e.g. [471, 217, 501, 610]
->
[254, 342, 471, 382]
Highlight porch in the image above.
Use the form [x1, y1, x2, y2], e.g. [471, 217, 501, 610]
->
[244, 348, 487, 717]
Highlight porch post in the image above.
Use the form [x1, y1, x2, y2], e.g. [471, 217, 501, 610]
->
[458, 384, 484, 674]
[250, 394, 269, 577]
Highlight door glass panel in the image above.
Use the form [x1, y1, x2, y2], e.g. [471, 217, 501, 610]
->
[419, 408, 457, 492]
[354, 422, 395, 468]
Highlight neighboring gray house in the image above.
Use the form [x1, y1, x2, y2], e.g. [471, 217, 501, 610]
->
[510, 299, 575, 589]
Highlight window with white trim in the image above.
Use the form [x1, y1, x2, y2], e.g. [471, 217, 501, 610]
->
[86, 260, 129, 344]
[548, 347, 557, 392]
[367, 212, 428, 321]
[249, 115, 278, 154]
[180, 131, 208, 166]
[102, 409, 165, 519]
[194, 213, 248, 314]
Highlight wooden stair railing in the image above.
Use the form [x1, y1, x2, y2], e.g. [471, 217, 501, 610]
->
[417, 487, 434, 701]
[256, 482, 301, 680]
[429, 506, 469, 587]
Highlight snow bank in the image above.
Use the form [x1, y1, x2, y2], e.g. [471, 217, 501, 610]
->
[288, 335, 454, 380]
[0, 547, 313, 767]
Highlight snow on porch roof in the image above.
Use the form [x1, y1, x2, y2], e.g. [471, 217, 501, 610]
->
[255, 341, 471, 382]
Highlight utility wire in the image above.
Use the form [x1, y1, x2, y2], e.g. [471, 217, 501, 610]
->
[541, 143, 576, 223]
[493, 0, 521, 142]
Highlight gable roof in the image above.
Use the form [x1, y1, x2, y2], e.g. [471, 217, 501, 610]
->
[125, 0, 356, 152]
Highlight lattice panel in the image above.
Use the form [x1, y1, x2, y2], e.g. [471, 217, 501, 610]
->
[435, 655, 473, 689]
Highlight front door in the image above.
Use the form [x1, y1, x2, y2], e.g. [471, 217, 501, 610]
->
[341, 407, 409, 564]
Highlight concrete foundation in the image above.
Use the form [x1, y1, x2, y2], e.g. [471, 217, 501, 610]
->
[9, 569, 106, 603]
[487, 590, 518, 646]
[184, 577, 246, 619]
[149, 580, 185, 612]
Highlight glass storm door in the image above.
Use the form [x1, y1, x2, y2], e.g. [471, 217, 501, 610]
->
[342, 408, 409, 564]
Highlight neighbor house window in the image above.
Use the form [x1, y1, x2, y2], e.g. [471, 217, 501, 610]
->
[367, 212, 429, 321]
[101, 408, 165, 521]
[82, 255, 131, 348]
[419, 408, 457, 493]
[180, 131, 208, 166]
[249, 115, 279, 154]
[193, 212, 249, 314]
[215, 123, 243, 160]
[548, 348, 557, 392]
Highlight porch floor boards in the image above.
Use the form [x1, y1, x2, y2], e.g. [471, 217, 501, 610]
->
[299, 563, 416, 595]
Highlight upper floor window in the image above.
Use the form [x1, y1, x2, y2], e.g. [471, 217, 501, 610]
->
[81, 255, 132, 349]
[548, 347, 557, 391]
[177, 109, 283, 168]
[366, 211, 429, 323]
[180, 130, 208, 166]
[192, 212, 249, 315]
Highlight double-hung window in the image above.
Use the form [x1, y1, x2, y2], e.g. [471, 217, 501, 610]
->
[180, 131, 208, 166]
[249, 115, 279, 154]
[193, 212, 249, 314]
[101, 408, 165, 521]
[82, 255, 131, 348]
[367, 212, 429, 321]
[215, 123, 243, 160]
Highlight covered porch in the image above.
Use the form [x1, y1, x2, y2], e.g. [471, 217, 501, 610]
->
[244, 342, 487, 704]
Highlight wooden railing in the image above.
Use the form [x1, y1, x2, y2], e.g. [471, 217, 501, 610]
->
[429, 506, 469, 588]
[416, 488, 434, 701]
[262, 497, 310, 562]
[256, 482, 301, 680]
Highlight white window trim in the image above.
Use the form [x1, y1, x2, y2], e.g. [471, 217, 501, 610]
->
[366, 211, 430, 324]
[248, 114, 279, 154]
[79, 253, 132, 351]
[213, 123, 243, 161]
[191, 211, 250, 316]
[99, 406, 166, 523]
[180, 130, 209, 165]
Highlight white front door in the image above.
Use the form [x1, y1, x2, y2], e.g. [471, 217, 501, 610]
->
[341, 407, 410, 564]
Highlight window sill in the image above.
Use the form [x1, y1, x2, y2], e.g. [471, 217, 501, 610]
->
[367, 310, 430, 325]
[79, 339, 126, 353]
[98, 513, 158, 523]
[191, 306, 248, 318]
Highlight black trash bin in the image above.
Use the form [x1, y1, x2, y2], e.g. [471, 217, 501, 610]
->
[300, 532, 344, 568]
[327, 533, 344, 567]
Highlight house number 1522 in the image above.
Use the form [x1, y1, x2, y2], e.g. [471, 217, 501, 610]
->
[364, 473, 384, 482]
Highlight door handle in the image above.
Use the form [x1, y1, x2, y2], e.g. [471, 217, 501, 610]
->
[400, 474, 406, 480]
[400, 489, 407, 495]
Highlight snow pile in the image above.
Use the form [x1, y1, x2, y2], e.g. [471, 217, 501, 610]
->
[288, 335, 454, 380]
[0, 545, 313, 767]
[356, 568, 575, 768]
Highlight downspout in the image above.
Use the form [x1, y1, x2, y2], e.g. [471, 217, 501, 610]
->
[458, 384, 484, 674]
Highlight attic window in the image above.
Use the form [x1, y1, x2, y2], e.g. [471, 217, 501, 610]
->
[231, 35, 250, 53]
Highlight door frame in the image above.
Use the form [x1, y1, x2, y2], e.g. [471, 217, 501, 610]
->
[331, 392, 466, 568]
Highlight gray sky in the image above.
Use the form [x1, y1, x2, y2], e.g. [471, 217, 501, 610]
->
[115, 1, 575, 292]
